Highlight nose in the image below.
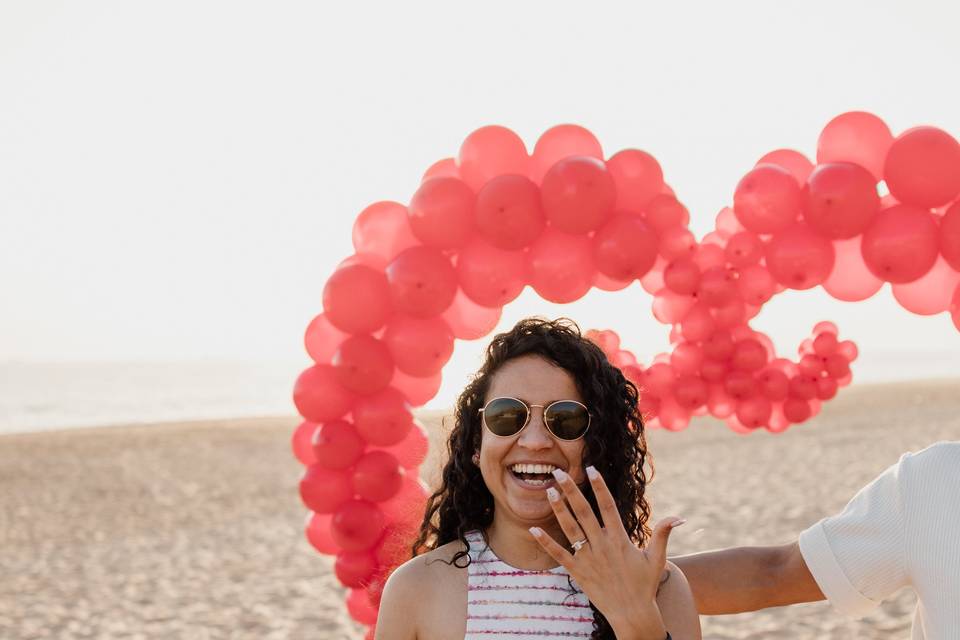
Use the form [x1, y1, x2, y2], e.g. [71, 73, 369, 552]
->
[517, 405, 553, 450]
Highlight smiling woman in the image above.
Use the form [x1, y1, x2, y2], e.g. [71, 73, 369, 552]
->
[375, 318, 701, 640]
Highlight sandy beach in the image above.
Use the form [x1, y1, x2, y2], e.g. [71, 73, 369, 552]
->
[2, 379, 958, 640]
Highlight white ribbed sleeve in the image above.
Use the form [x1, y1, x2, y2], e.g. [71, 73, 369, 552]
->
[798, 441, 960, 639]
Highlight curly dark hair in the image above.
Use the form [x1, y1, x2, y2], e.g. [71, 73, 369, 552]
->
[411, 317, 653, 640]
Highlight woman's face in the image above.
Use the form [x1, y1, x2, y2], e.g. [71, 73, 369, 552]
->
[478, 354, 588, 527]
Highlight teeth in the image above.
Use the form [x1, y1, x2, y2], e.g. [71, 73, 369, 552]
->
[510, 463, 558, 474]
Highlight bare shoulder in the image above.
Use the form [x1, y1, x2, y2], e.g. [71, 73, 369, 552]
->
[376, 540, 469, 640]
[656, 561, 702, 640]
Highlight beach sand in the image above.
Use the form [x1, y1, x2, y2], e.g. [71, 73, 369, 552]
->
[2, 380, 958, 640]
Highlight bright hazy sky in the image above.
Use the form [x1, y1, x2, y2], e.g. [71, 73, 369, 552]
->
[2, 1, 959, 407]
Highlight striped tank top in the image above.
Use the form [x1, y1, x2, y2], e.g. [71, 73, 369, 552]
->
[464, 529, 595, 639]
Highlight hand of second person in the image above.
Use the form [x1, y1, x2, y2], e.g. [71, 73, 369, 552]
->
[529, 466, 685, 640]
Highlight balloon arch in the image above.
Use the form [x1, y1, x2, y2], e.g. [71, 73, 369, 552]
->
[291, 112, 960, 634]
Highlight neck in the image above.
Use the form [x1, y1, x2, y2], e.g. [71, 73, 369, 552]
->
[484, 515, 567, 571]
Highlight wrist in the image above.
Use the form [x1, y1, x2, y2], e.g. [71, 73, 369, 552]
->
[608, 602, 666, 640]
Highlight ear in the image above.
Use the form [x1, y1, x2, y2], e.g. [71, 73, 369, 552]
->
[471, 451, 480, 465]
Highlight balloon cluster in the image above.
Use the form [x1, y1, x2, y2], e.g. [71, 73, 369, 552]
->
[293, 112, 960, 634]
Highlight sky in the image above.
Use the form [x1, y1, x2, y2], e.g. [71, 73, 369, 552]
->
[2, 1, 959, 409]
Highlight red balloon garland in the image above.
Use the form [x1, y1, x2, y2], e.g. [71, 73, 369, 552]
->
[293, 114, 960, 631]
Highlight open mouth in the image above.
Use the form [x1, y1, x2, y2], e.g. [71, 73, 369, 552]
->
[508, 463, 559, 487]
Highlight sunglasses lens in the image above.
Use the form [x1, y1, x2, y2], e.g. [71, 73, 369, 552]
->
[545, 401, 590, 440]
[483, 397, 529, 436]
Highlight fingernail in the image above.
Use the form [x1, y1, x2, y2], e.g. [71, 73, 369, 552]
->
[671, 518, 687, 528]
[585, 465, 599, 480]
[552, 469, 568, 482]
[546, 487, 559, 502]
[529, 527, 543, 538]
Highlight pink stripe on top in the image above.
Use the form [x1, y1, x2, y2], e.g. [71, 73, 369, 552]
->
[464, 530, 594, 639]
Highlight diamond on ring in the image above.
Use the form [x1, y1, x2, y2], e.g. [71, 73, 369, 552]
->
[570, 538, 587, 553]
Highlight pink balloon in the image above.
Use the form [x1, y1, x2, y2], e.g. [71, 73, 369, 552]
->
[294, 365, 356, 423]
[474, 174, 546, 250]
[643, 195, 690, 232]
[817, 111, 893, 181]
[292, 420, 319, 466]
[592, 214, 659, 280]
[861, 204, 940, 283]
[457, 125, 529, 192]
[390, 369, 442, 407]
[837, 340, 859, 361]
[734, 164, 802, 234]
[347, 586, 380, 626]
[697, 267, 738, 307]
[386, 247, 458, 317]
[383, 315, 455, 377]
[531, 125, 603, 183]
[305, 313, 348, 364]
[674, 375, 708, 410]
[380, 474, 430, 523]
[333, 334, 395, 395]
[456, 239, 527, 308]
[379, 421, 429, 470]
[408, 177, 475, 249]
[313, 420, 365, 470]
[540, 156, 616, 234]
[305, 512, 339, 555]
[724, 371, 757, 400]
[335, 550, 378, 588]
[884, 126, 960, 208]
[663, 257, 701, 295]
[527, 228, 596, 303]
[757, 368, 789, 401]
[783, 397, 813, 423]
[940, 202, 960, 271]
[715, 206, 745, 235]
[658, 226, 697, 260]
[731, 339, 767, 372]
[700, 359, 728, 383]
[441, 288, 502, 340]
[703, 330, 735, 361]
[652, 289, 696, 324]
[823, 236, 883, 301]
[606, 149, 664, 212]
[737, 264, 777, 305]
[594, 271, 633, 292]
[352, 201, 420, 263]
[756, 149, 814, 185]
[765, 223, 835, 290]
[766, 404, 791, 433]
[639, 257, 667, 294]
[300, 465, 353, 514]
[352, 387, 414, 446]
[725, 232, 763, 267]
[642, 363, 676, 397]
[707, 384, 736, 418]
[813, 332, 839, 356]
[736, 396, 772, 429]
[802, 163, 880, 239]
[724, 414, 754, 435]
[657, 395, 692, 431]
[670, 342, 705, 376]
[712, 297, 747, 329]
[680, 304, 715, 342]
[352, 450, 404, 503]
[892, 256, 960, 315]
[332, 500, 385, 552]
[694, 244, 727, 271]
[421, 157, 458, 182]
[951, 283, 960, 332]
[323, 264, 393, 334]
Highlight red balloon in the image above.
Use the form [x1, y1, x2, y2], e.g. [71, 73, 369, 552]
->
[838, 340, 859, 361]
[703, 331, 735, 361]
[657, 396, 692, 431]
[456, 239, 527, 308]
[823, 236, 883, 301]
[670, 342, 704, 376]
[697, 267, 738, 307]
[352, 201, 420, 263]
[304, 313, 348, 364]
[457, 125, 529, 192]
[680, 304, 716, 342]
[386, 246, 457, 317]
[817, 111, 893, 181]
[421, 157, 458, 182]
[816, 377, 839, 401]
[733, 164, 802, 234]
[380, 474, 430, 523]
[725, 232, 763, 267]
[892, 256, 960, 315]
[408, 177, 475, 249]
[712, 297, 747, 329]
[294, 365, 356, 423]
[663, 257, 701, 295]
[652, 289, 696, 324]
[323, 264, 393, 334]
[951, 283, 960, 332]
[798, 354, 824, 378]
[707, 383, 736, 418]
[658, 226, 697, 260]
[475, 175, 545, 250]
[940, 202, 960, 271]
[643, 195, 690, 232]
[312, 420, 365, 470]
[540, 156, 616, 234]
[305, 512, 339, 554]
[642, 363, 676, 397]
[300, 465, 353, 514]
[674, 375, 708, 410]
[383, 315, 454, 377]
[724, 371, 757, 400]
[694, 244, 727, 271]
[737, 265, 777, 305]
[715, 206, 745, 235]
[731, 339, 767, 372]
[531, 125, 603, 183]
[335, 550, 378, 588]
[333, 335, 394, 395]
[802, 162, 880, 239]
[765, 223, 835, 290]
[884, 127, 960, 208]
[292, 420, 319, 466]
[347, 586, 380, 626]
[813, 332, 838, 356]
[783, 397, 813, 423]
[352, 387, 414, 446]
[756, 149, 814, 185]
[607, 149, 664, 212]
[333, 500, 386, 553]
[861, 204, 940, 283]
[380, 421, 429, 469]
[824, 354, 851, 378]
[757, 368, 789, 401]
[389, 369, 442, 407]
[352, 450, 404, 502]
[788, 376, 817, 400]
[440, 289, 502, 340]
[592, 214, 659, 280]
[700, 359, 728, 383]
[527, 228, 596, 303]
[736, 396, 772, 429]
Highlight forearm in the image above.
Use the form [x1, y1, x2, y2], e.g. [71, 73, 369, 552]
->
[671, 544, 823, 615]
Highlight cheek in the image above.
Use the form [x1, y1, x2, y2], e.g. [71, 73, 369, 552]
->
[562, 442, 588, 482]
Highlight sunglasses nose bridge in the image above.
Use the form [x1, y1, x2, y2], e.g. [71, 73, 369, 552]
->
[517, 403, 553, 445]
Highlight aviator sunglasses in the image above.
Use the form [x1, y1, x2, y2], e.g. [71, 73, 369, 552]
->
[479, 397, 592, 441]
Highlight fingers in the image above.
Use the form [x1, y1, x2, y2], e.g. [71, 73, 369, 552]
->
[551, 468, 603, 540]
[584, 465, 624, 534]
[546, 487, 587, 547]
[646, 517, 686, 569]
[528, 526, 573, 568]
